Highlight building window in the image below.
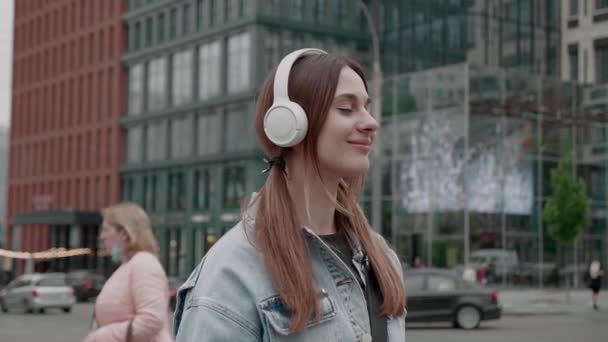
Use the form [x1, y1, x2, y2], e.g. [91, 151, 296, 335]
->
[314, 0, 325, 23]
[121, 177, 136, 201]
[225, 0, 243, 22]
[182, 3, 191, 35]
[146, 121, 167, 161]
[198, 41, 221, 100]
[158, 13, 165, 43]
[225, 107, 253, 151]
[597, 0, 608, 10]
[145, 17, 153, 47]
[133, 21, 141, 50]
[569, 45, 578, 81]
[570, 0, 579, 15]
[128, 64, 143, 115]
[169, 8, 177, 39]
[227, 32, 251, 93]
[596, 44, 608, 83]
[167, 227, 186, 277]
[168, 171, 186, 210]
[210, 0, 217, 26]
[197, 0, 205, 31]
[223, 165, 246, 209]
[142, 174, 157, 211]
[147, 57, 167, 111]
[197, 111, 222, 155]
[264, 30, 280, 72]
[126, 126, 143, 163]
[170, 116, 193, 159]
[172, 50, 193, 106]
[193, 168, 212, 210]
[291, 0, 304, 20]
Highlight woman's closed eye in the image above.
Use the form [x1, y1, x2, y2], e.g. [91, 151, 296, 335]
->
[337, 107, 353, 113]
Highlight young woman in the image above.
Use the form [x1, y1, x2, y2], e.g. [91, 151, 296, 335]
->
[174, 49, 406, 341]
[588, 260, 604, 311]
[84, 203, 172, 342]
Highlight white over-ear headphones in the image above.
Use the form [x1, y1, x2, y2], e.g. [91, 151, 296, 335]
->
[263, 48, 328, 147]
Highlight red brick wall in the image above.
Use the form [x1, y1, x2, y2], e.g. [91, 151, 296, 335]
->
[6, 0, 127, 256]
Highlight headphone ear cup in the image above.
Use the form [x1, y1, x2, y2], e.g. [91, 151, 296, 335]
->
[263, 101, 308, 147]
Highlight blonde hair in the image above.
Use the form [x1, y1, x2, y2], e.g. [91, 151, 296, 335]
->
[102, 202, 159, 259]
[590, 260, 601, 279]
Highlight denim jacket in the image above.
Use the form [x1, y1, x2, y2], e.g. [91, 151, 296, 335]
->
[173, 201, 406, 342]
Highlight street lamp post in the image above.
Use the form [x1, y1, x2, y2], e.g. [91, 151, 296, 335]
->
[357, 1, 383, 233]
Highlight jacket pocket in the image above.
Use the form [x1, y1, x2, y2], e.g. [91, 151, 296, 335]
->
[173, 257, 206, 337]
[258, 289, 337, 337]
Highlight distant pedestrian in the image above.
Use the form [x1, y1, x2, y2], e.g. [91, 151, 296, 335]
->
[588, 260, 604, 311]
[477, 262, 489, 285]
[84, 203, 172, 342]
[412, 255, 425, 269]
[462, 263, 476, 283]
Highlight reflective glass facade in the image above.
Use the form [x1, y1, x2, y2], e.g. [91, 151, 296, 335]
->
[381, 64, 607, 287]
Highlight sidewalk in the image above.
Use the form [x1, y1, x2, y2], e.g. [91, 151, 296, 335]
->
[499, 288, 607, 316]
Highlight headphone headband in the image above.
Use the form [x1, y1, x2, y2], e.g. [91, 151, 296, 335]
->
[273, 48, 327, 101]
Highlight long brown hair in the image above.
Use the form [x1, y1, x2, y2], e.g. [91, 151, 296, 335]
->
[252, 53, 405, 332]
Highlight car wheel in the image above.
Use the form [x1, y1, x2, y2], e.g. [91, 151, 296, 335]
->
[455, 305, 481, 330]
[0, 299, 7, 313]
[38, 308, 45, 314]
[62, 307, 72, 313]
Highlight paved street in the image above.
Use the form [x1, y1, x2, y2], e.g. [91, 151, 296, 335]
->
[1, 302, 607, 341]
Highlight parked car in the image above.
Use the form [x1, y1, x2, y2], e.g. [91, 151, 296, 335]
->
[0, 273, 76, 314]
[168, 277, 185, 311]
[66, 270, 105, 302]
[404, 268, 501, 329]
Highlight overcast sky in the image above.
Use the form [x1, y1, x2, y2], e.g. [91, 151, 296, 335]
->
[0, 0, 14, 127]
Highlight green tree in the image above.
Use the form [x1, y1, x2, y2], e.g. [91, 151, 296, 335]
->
[543, 154, 590, 297]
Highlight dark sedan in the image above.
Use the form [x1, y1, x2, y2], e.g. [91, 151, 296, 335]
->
[404, 268, 502, 329]
[65, 270, 105, 302]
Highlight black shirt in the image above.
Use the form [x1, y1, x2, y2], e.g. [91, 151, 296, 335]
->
[320, 229, 387, 342]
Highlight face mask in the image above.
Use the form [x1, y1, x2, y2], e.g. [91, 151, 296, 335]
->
[111, 244, 123, 263]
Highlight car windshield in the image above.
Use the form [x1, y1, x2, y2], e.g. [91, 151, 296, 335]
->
[37, 276, 67, 287]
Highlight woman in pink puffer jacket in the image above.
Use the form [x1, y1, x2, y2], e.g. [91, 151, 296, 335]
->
[84, 203, 172, 342]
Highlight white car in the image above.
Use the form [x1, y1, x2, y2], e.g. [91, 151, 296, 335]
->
[0, 273, 76, 314]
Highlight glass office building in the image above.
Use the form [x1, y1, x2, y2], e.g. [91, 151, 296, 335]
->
[121, 0, 607, 287]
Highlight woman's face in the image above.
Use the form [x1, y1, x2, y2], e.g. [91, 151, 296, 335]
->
[316, 67, 378, 179]
[99, 221, 127, 253]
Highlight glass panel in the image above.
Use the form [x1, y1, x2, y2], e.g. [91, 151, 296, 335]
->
[145, 17, 153, 47]
[168, 171, 186, 210]
[157, 12, 165, 43]
[127, 126, 143, 163]
[427, 275, 456, 292]
[404, 275, 425, 292]
[172, 50, 193, 106]
[142, 174, 157, 211]
[147, 57, 167, 111]
[197, 111, 222, 155]
[170, 116, 193, 159]
[198, 41, 222, 100]
[193, 168, 213, 210]
[227, 32, 251, 93]
[169, 8, 177, 39]
[225, 108, 253, 152]
[196, 0, 205, 31]
[146, 121, 166, 161]
[128, 64, 143, 115]
[223, 165, 246, 209]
